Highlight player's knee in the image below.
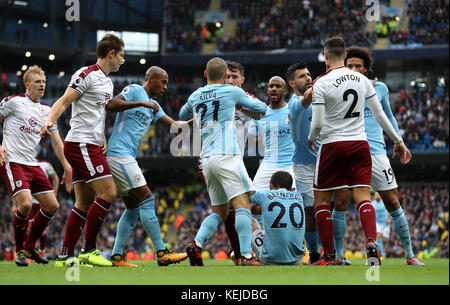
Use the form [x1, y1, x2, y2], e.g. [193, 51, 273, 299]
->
[384, 198, 401, 212]
[18, 201, 33, 216]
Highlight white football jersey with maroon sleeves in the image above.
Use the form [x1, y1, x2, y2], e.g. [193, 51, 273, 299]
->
[65, 64, 113, 146]
[0, 94, 57, 166]
[312, 67, 376, 144]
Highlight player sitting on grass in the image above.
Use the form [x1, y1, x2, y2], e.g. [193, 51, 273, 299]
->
[249, 171, 306, 265]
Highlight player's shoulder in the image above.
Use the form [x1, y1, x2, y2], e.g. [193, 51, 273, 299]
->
[38, 101, 51, 108]
[73, 64, 101, 79]
[1, 94, 26, 103]
[374, 80, 389, 92]
[122, 83, 142, 93]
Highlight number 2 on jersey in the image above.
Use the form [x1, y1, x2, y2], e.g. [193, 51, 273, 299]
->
[343, 89, 360, 119]
[195, 100, 220, 128]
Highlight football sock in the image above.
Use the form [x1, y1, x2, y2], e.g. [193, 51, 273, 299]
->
[252, 214, 264, 230]
[357, 200, 377, 241]
[195, 212, 223, 248]
[24, 209, 53, 251]
[83, 197, 111, 251]
[224, 209, 241, 259]
[377, 237, 384, 257]
[314, 205, 334, 255]
[390, 208, 414, 258]
[13, 211, 28, 252]
[332, 210, 347, 257]
[61, 206, 86, 256]
[235, 208, 252, 258]
[304, 231, 320, 255]
[111, 208, 139, 256]
[139, 196, 165, 252]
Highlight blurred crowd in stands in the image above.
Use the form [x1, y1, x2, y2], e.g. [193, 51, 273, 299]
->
[164, 0, 448, 53]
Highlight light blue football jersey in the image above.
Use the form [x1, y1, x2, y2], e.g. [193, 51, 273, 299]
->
[248, 104, 295, 168]
[107, 84, 166, 158]
[288, 94, 320, 165]
[372, 199, 389, 225]
[179, 84, 267, 158]
[364, 81, 401, 155]
[250, 188, 305, 264]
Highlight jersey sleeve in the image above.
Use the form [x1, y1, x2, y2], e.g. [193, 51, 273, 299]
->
[179, 95, 194, 120]
[365, 77, 377, 100]
[249, 191, 267, 206]
[120, 85, 137, 102]
[378, 83, 401, 136]
[152, 100, 166, 122]
[288, 95, 305, 115]
[312, 81, 325, 106]
[68, 71, 92, 96]
[233, 87, 267, 114]
[0, 96, 14, 118]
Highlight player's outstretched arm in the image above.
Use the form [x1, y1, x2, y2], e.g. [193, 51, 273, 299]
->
[301, 88, 313, 108]
[106, 94, 159, 113]
[308, 104, 324, 150]
[179, 103, 193, 121]
[49, 130, 73, 193]
[41, 88, 79, 138]
[237, 106, 264, 120]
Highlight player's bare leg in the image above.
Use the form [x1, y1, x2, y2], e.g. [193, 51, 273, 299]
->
[332, 189, 352, 265]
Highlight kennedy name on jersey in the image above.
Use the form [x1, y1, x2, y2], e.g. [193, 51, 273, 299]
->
[332, 74, 361, 88]
[267, 191, 300, 201]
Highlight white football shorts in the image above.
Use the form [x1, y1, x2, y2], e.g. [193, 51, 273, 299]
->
[376, 222, 391, 239]
[200, 155, 255, 206]
[293, 163, 315, 207]
[253, 164, 295, 191]
[106, 156, 147, 198]
[371, 154, 398, 191]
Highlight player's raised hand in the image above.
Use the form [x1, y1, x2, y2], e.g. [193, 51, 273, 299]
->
[392, 141, 412, 165]
[0, 145, 10, 166]
[142, 101, 159, 114]
[40, 120, 53, 138]
[61, 165, 73, 193]
[303, 88, 313, 104]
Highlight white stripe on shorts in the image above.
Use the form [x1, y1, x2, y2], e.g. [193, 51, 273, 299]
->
[79, 143, 96, 177]
[5, 162, 15, 191]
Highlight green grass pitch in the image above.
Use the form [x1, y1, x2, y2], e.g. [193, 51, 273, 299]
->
[0, 258, 448, 285]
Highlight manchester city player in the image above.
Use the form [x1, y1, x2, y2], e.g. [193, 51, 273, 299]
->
[106, 66, 189, 267]
[249, 171, 305, 265]
[179, 57, 267, 266]
[286, 62, 321, 264]
[333, 46, 424, 265]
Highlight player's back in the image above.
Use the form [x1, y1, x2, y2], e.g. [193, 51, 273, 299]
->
[312, 67, 376, 144]
[251, 189, 305, 264]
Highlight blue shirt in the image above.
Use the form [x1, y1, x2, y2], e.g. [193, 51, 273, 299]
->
[364, 81, 401, 154]
[248, 104, 295, 168]
[250, 188, 305, 264]
[288, 94, 320, 165]
[372, 199, 389, 225]
[107, 84, 165, 158]
[179, 84, 267, 158]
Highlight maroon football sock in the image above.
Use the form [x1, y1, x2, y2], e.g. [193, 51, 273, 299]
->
[61, 206, 87, 256]
[24, 209, 53, 251]
[83, 198, 111, 251]
[357, 200, 377, 241]
[224, 209, 241, 259]
[13, 211, 29, 252]
[314, 204, 334, 255]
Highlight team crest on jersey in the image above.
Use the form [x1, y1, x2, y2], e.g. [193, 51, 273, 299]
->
[96, 165, 104, 174]
[28, 117, 38, 127]
[15, 180, 22, 188]
[285, 117, 290, 124]
[134, 174, 141, 182]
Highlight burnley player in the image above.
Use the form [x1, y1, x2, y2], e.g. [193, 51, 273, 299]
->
[0, 65, 72, 266]
[330, 45, 423, 265]
[308, 37, 410, 265]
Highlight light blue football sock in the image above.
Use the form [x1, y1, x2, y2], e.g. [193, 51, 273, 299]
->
[390, 208, 414, 258]
[235, 208, 253, 258]
[332, 210, 347, 258]
[194, 212, 223, 247]
[304, 231, 320, 254]
[112, 208, 139, 256]
[139, 196, 165, 252]
[377, 237, 385, 257]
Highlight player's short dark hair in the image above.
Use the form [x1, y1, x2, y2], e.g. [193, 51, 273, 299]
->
[345, 46, 374, 73]
[96, 34, 125, 59]
[270, 171, 293, 190]
[323, 37, 346, 58]
[286, 62, 308, 81]
[226, 60, 244, 76]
